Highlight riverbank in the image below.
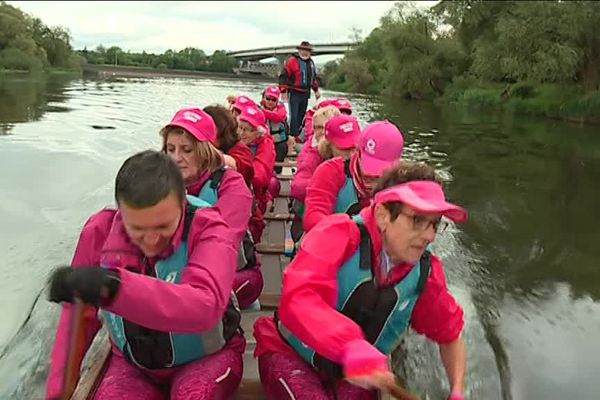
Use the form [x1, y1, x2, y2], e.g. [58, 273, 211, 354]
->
[325, 80, 600, 125]
[441, 81, 600, 125]
[82, 64, 277, 83]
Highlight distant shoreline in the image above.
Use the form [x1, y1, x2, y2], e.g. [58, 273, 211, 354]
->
[82, 64, 277, 83]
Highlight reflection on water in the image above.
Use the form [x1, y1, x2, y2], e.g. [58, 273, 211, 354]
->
[0, 74, 599, 399]
[377, 101, 600, 399]
[0, 73, 76, 135]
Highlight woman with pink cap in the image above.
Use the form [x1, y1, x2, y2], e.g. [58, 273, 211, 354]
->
[253, 160, 468, 400]
[260, 85, 289, 173]
[161, 108, 263, 309]
[230, 95, 258, 118]
[237, 105, 276, 242]
[303, 120, 405, 233]
[301, 98, 352, 145]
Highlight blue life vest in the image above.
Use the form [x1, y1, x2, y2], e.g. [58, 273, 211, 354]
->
[276, 215, 431, 377]
[297, 56, 317, 90]
[103, 194, 241, 369]
[196, 168, 257, 271]
[334, 159, 361, 215]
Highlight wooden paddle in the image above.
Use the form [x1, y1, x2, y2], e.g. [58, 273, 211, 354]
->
[384, 380, 420, 400]
[61, 298, 87, 400]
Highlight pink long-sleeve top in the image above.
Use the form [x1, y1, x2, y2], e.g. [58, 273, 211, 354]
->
[46, 204, 237, 398]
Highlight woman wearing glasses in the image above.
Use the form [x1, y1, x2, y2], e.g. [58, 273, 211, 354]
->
[253, 160, 467, 400]
[260, 85, 289, 174]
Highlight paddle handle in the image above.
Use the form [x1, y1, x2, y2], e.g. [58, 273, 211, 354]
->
[385, 381, 420, 400]
[61, 299, 86, 400]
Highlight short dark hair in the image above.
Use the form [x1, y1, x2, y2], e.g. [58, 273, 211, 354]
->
[204, 104, 239, 153]
[373, 160, 440, 221]
[115, 150, 185, 208]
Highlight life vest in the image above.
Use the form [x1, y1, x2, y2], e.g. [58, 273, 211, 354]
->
[103, 195, 241, 369]
[290, 159, 360, 252]
[248, 144, 257, 156]
[276, 215, 431, 378]
[295, 55, 317, 91]
[197, 168, 257, 271]
[262, 103, 289, 144]
[334, 159, 361, 215]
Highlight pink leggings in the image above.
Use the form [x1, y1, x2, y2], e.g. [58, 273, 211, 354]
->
[233, 265, 263, 309]
[258, 351, 378, 400]
[94, 335, 245, 400]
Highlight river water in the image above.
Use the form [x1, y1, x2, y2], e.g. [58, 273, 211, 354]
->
[0, 73, 598, 399]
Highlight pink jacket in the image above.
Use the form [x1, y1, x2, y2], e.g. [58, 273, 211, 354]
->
[46, 205, 237, 399]
[253, 207, 464, 363]
[260, 101, 287, 125]
[290, 143, 324, 202]
[187, 168, 253, 246]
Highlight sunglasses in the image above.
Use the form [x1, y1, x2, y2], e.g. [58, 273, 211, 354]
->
[265, 97, 277, 102]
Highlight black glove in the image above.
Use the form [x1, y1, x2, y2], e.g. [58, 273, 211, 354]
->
[48, 266, 121, 307]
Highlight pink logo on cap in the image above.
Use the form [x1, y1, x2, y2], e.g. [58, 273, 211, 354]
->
[365, 138, 376, 155]
[358, 120, 404, 177]
[165, 107, 217, 144]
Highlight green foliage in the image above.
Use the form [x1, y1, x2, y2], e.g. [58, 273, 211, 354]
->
[322, 0, 599, 122]
[0, 2, 77, 71]
[77, 46, 237, 73]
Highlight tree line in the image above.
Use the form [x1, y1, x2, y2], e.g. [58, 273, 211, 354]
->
[0, 1, 238, 74]
[79, 46, 238, 73]
[323, 1, 600, 99]
[0, 1, 80, 71]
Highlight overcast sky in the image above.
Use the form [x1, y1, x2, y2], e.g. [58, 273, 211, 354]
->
[9, 1, 438, 60]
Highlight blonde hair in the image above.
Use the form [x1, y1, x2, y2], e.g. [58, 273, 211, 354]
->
[160, 127, 224, 173]
[313, 106, 340, 139]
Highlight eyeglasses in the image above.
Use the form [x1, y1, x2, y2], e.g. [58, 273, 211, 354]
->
[399, 210, 448, 233]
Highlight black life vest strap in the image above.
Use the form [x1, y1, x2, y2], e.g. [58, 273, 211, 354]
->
[343, 158, 351, 178]
[182, 202, 198, 242]
[417, 250, 432, 294]
[210, 167, 226, 190]
[355, 220, 371, 271]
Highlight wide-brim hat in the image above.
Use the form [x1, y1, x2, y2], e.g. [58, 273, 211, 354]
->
[296, 41, 314, 51]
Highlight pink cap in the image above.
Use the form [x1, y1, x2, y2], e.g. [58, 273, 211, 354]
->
[374, 181, 468, 223]
[324, 115, 361, 150]
[264, 86, 281, 101]
[238, 105, 267, 132]
[318, 98, 352, 114]
[358, 121, 404, 176]
[233, 95, 257, 112]
[333, 98, 352, 113]
[317, 98, 338, 110]
[165, 107, 217, 144]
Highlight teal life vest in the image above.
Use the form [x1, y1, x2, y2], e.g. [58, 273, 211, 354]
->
[103, 194, 241, 369]
[248, 144, 257, 156]
[334, 159, 361, 215]
[276, 215, 431, 378]
[262, 103, 289, 144]
[196, 168, 257, 271]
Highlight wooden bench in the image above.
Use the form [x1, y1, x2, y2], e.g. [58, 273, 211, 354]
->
[264, 212, 294, 221]
[274, 161, 297, 168]
[276, 174, 293, 181]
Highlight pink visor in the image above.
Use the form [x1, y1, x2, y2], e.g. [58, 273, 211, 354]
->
[165, 107, 217, 144]
[374, 181, 468, 223]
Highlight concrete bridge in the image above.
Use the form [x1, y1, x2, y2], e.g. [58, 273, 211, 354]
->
[227, 42, 357, 77]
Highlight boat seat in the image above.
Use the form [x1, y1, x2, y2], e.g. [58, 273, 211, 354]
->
[264, 212, 294, 221]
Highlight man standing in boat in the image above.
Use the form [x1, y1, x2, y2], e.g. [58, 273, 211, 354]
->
[279, 41, 321, 151]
